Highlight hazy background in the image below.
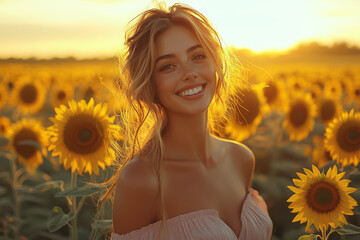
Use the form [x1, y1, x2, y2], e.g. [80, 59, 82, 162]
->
[1, 0, 360, 59]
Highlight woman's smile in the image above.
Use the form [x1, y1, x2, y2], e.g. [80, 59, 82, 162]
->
[176, 84, 207, 99]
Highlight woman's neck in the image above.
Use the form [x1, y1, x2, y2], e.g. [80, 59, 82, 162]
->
[162, 111, 214, 165]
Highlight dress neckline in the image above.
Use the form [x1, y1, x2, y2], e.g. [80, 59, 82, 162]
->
[113, 191, 255, 239]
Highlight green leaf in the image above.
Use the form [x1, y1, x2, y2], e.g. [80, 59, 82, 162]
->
[33, 180, 64, 192]
[298, 234, 317, 240]
[47, 207, 75, 232]
[55, 184, 102, 197]
[335, 223, 360, 235]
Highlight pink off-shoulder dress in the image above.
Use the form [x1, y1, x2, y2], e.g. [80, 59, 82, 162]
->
[111, 189, 273, 240]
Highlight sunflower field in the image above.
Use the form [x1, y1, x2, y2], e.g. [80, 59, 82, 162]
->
[0, 54, 360, 240]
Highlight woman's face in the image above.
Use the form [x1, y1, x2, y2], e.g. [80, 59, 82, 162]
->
[153, 25, 216, 115]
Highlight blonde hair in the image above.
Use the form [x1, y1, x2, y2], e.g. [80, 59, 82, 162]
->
[96, 2, 245, 238]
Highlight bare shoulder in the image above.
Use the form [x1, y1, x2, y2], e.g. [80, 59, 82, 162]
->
[113, 156, 158, 234]
[218, 138, 255, 191]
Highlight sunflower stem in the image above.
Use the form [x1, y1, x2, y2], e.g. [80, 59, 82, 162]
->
[70, 171, 78, 240]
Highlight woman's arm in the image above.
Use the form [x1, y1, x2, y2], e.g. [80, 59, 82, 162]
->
[113, 158, 158, 235]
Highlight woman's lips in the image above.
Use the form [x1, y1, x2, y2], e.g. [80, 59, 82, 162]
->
[177, 84, 206, 100]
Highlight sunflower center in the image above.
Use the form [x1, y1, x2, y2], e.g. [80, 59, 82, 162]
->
[0, 125, 5, 134]
[289, 101, 308, 127]
[233, 89, 260, 125]
[320, 99, 336, 122]
[13, 128, 39, 159]
[75, 125, 97, 147]
[307, 181, 340, 213]
[355, 89, 360, 96]
[8, 81, 14, 90]
[264, 82, 278, 104]
[63, 114, 104, 155]
[337, 122, 360, 152]
[20, 84, 37, 104]
[57, 91, 66, 100]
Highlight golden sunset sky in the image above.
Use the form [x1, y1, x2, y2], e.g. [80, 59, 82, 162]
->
[1, 0, 359, 58]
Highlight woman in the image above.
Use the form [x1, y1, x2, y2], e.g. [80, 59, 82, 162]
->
[109, 3, 272, 239]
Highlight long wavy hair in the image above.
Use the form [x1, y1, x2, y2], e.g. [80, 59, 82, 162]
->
[95, 2, 245, 238]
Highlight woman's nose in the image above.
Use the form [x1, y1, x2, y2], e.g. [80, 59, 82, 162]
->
[182, 64, 198, 82]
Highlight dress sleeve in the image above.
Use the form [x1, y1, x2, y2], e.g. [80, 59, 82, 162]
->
[239, 188, 273, 240]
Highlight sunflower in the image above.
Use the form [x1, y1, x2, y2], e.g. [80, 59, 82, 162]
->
[6, 119, 48, 171]
[316, 95, 343, 124]
[51, 83, 74, 108]
[340, 76, 353, 100]
[263, 79, 286, 112]
[0, 116, 11, 136]
[347, 81, 360, 105]
[287, 76, 309, 95]
[283, 94, 315, 141]
[0, 82, 8, 111]
[324, 109, 360, 167]
[287, 165, 357, 232]
[8, 76, 46, 114]
[225, 84, 267, 142]
[324, 80, 343, 100]
[309, 84, 323, 102]
[47, 98, 120, 175]
[3, 72, 17, 91]
[78, 77, 104, 103]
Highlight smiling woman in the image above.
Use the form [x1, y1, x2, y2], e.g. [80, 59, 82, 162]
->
[95, 2, 273, 240]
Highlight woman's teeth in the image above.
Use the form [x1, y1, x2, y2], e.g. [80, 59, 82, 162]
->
[179, 85, 203, 96]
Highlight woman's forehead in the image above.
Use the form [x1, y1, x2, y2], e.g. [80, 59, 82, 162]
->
[154, 25, 200, 57]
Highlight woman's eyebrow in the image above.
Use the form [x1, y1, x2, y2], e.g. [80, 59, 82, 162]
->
[187, 44, 202, 53]
[155, 44, 203, 64]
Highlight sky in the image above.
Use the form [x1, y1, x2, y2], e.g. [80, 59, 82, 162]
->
[1, 0, 360, 58]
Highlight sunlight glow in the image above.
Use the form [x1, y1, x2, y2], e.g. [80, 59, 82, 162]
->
[0, 0, 359, 58]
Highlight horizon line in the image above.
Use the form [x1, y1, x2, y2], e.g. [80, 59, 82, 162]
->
[1, 40, 360, 61]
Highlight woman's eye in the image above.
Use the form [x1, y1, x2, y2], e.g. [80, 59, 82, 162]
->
[193, 54, 206, 61]
[160, 64, 175, 72]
